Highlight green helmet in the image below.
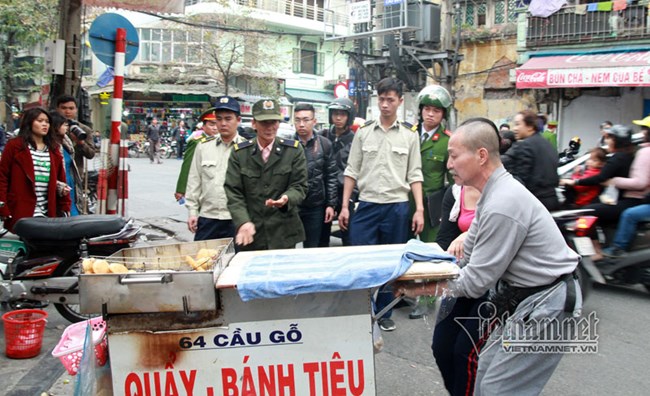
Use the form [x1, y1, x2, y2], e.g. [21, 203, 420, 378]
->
[417, 85, 452, 119]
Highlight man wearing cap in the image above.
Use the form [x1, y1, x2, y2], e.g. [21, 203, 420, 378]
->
[225, 99, 308, 250]
[174, 108, 220, 203]
[185, 96, 247, 241]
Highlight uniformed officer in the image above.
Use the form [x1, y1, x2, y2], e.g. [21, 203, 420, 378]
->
[224, 99, 308, 251]
[185, 97, 247, 241]
[174, 108, 219, 202]
[408, 85, 454, 320]
[338, 77, 425, 332]
[414, 85, 453, 243]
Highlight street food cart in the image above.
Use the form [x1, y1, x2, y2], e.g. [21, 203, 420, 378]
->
[79, 239, 457, 395]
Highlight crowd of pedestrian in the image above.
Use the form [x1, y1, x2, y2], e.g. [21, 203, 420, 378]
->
[172, 76, 650, 395]
[4, 76, 650, 395]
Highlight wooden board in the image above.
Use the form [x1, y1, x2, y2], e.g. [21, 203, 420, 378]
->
[397, 260, 460, 281]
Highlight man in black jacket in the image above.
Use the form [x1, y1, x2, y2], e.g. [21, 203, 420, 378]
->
[320, 98, 356, 246]
[293, 103, 338, 248]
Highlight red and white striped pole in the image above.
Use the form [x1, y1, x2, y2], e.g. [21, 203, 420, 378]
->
[106, 27, 128, 216]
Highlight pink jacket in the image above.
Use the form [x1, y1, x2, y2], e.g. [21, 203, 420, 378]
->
[612, 143, 650, 199]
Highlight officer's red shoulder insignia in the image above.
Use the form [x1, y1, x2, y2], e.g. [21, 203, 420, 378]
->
[234, 140, 254, 151]
[443, 129, 452, 137]
[279, 139, 300, 148]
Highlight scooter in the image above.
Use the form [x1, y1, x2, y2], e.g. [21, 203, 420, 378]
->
[0, 214, 140, 322]
[127, 140, 144, 158]
[558, 137, 582, 167]
[553, 208, 650, 294]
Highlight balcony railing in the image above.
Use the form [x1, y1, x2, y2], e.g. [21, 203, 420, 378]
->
[235, 0, 348, 26]
[526, 3, 650, 47]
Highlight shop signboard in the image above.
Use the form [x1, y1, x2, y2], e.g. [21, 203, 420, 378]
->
[110, 315, 375, 396]
[516, 51, 650, 89]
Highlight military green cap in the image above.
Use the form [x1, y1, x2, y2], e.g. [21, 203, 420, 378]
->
[252, 99, 282, 121]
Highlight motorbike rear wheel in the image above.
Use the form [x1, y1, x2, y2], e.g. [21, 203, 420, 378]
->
[53, 259, 97, 323]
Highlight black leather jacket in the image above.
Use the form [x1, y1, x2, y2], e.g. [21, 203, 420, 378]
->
[502, 132, 559, 210]
[321, 127, 357, 208]
[297, 134, 338, 209]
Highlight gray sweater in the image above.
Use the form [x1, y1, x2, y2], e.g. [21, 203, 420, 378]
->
[453, 166, 580, 299]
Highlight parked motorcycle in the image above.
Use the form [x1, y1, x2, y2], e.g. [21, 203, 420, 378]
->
[160, 137, 175, 159]
[553, 208, 650, 295]
[127, 140, 145, 158]
[83, 170, 99, 214]
[0, 214, 141, 322]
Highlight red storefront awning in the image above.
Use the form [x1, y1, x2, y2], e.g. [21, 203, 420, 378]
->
[516, 51, 650, 89]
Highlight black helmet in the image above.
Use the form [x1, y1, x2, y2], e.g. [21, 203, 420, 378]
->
[328, 98, 355, 127]
[606, 124, 633, 147]
[569, 136, 581, 151]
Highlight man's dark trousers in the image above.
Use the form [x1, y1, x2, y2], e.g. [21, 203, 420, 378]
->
[349, 201, 410, 319]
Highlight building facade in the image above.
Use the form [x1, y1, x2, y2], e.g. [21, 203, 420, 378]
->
[85, 0, 351, 133]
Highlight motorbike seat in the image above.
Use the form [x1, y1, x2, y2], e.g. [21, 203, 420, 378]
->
[13, 215, 127, 241]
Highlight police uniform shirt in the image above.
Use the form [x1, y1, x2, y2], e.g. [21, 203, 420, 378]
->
[185, 134, 246, 219]
[344, 119, 423, 204]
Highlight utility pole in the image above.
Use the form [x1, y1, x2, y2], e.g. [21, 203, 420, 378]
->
[50, 0, 83, 103]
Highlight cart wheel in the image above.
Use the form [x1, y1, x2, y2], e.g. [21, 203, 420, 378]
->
[53, 260, 95, 323]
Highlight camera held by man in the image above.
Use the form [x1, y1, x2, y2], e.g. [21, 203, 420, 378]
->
[68, 120, 88, 141]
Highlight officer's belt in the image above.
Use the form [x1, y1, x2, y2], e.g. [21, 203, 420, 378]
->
[492, 270, 579, 317]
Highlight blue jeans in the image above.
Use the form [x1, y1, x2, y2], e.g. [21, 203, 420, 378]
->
[612, 204, 650, 250]
[299, 206, 326, 248]
[350, 201, 410, 319]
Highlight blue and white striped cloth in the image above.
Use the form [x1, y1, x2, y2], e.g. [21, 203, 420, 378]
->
[236, 239, 456, 302]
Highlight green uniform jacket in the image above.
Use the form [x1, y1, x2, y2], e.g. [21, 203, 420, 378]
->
[225, 137, 308, 251]
[418, 126, 452, 242]
[542, 129, 558, 151]
[175, 133, 208, 194]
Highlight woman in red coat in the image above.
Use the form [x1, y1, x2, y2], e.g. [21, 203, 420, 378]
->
[0, 107, 71, 232]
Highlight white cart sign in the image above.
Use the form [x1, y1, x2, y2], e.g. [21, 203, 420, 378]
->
[110, 315, 375, 396]
[349, 1, 371, 24]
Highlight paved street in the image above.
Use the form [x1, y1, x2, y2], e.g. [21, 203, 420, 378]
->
[1, 157, 649, 395]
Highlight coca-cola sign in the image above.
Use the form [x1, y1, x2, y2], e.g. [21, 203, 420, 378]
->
[516, 70, 548, 88]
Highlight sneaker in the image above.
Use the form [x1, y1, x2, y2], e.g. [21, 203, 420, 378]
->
[602, 246, 626, 258]
[378, 318, 396, 331]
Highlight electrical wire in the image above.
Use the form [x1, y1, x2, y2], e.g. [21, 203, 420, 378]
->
[137, 10, 324, 37]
